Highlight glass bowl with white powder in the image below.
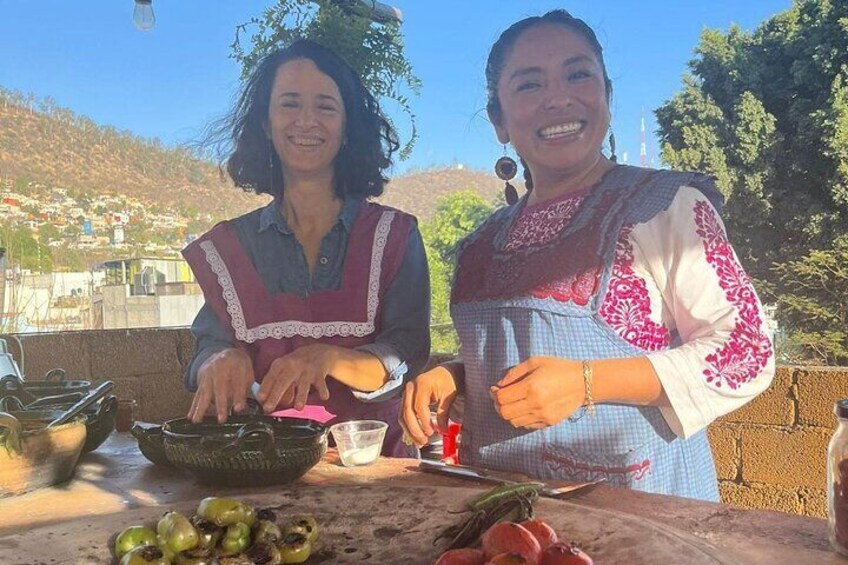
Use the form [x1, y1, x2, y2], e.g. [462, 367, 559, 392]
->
[329, 420, 388, 467]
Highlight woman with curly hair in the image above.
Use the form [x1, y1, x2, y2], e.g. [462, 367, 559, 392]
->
[182, 39, 429, 457]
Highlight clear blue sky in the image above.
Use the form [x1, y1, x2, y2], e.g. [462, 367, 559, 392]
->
[1, 0, 792, 175]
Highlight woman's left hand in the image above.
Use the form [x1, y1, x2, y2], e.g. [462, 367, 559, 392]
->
[256, 345, 336, 413]
[491, 356, 585, 429]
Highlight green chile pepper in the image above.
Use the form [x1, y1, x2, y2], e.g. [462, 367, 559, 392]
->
[196, 497, 256, 527]
[115, 525, 159, 558]
[278, 532, 311, 564]
[157, 511, 200, 554]
[253, 519, 283, 545]
[189, 517, 222, 550]
[245, 541, 283, 565]
[220, 522, 251, 555]
[119, 544, 170, 565]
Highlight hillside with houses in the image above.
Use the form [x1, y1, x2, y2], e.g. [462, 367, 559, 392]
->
[0, 89, 502, 269]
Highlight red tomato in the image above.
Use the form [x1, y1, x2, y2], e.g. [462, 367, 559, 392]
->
[435, 548, 487, 565]
[540, 541, 593, 565]
[519, 519, 558, 551]
[481, 522, 542, 563]
[486, 552, 532, 565]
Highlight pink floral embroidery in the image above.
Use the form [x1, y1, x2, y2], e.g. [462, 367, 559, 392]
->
[694, 201, 772, 390]
[504, 193, 585, 250]
[599, 226, 671, 351]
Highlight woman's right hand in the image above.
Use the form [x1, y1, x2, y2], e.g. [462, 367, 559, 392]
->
[188, 348, 254, 423]
[401, 365, 459, 448]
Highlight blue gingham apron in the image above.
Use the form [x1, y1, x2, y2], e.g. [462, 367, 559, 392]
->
[452, 166, 721, 501]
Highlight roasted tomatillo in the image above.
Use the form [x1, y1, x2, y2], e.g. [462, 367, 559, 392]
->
[115, 525, 158, 558]
[156, 511, 200, 554]
[196, 497, 257, 527]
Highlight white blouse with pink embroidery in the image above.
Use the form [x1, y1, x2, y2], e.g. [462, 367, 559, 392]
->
[505, 185, 775, 438]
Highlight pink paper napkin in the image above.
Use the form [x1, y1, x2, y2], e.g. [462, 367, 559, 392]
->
[269, 405, 336, 424]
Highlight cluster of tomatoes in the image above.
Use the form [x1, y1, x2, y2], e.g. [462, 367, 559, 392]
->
[435, 519, 592, 565]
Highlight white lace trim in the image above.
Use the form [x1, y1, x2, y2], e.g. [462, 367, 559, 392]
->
[200, 211, 396, 343]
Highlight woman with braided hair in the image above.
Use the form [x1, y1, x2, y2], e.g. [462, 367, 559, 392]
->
[401, 10, 774, 499]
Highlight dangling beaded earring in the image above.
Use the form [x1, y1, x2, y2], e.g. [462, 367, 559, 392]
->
[495, 147, 519, 205]
[608, 131, 618, 163]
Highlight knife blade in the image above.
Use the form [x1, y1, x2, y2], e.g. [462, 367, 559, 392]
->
[417, 459, 604, 499]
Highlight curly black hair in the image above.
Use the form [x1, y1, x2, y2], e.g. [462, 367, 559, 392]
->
[208, 39, 399, 200]
[485, 9, 613, 126]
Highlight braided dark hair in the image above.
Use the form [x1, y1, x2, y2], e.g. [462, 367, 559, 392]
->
[207, 39, 399, 200]
[486, 10, 613, 187]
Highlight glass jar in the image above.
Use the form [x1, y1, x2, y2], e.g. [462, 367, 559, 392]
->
[115, 399, 137, 432]
[828, 399, 848, 556]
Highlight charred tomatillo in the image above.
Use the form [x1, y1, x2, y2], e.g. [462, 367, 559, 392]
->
[189, 517, 223, 549]
[287, 516, 318, 543]
[115, 526, 158, 558]
[119, 545, 170, 565]
[279, 532, 312, 564]
[156, 536, 177, 563]
[156, 511, 200, 553]
[173, 546, 216, 565]
[196, 497, 257, 527]
[246, 541, 283, 565]
[220, 522, 252, 555]
[253, 519, 283, 545]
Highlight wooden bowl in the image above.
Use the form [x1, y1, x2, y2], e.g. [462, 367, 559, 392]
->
[0, 412, 87, 497]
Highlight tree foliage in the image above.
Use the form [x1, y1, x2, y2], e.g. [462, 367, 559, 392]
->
[421, 191, 494, 353]
[772, 238, 848, 364]
[656, 0, 848, 363]
[0, 223, 53, 273]
[230, 0, 421, 159]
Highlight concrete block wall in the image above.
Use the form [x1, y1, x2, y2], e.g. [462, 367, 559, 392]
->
[8, 330, 846, 518]
[708, 366, 848, 517]
[12, 328, 196, 423]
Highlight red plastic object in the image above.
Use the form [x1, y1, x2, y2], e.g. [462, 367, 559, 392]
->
[441, 422, 462, 464]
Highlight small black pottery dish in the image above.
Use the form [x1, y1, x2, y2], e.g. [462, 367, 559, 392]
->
[162, 416, 328, 486]
[130, 421, 170, 466]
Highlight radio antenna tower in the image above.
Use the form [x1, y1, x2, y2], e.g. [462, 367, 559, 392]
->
[640, 108, 648, 168]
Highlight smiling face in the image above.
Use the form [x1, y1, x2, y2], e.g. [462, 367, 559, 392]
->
[492, 24, 611, 187]
[266, 58, 346, 183]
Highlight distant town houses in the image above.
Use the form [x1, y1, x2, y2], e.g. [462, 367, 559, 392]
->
[0, 177, 202, 253]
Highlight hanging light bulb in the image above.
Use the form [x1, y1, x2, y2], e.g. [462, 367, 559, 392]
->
[133, 0, 155, 31]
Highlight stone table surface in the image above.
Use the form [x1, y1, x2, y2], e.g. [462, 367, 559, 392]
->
[0, 433, 842, 564]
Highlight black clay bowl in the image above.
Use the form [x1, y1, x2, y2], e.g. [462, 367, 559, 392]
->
[81, 395, 117, 453]
[161, 416, 328, 487]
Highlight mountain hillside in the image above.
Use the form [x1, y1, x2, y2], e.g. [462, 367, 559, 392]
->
[0, 90, 502, 224]
[377, 167, 502, 220]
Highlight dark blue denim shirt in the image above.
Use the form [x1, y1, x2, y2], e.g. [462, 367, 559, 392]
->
[186, 198, 431, 402]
